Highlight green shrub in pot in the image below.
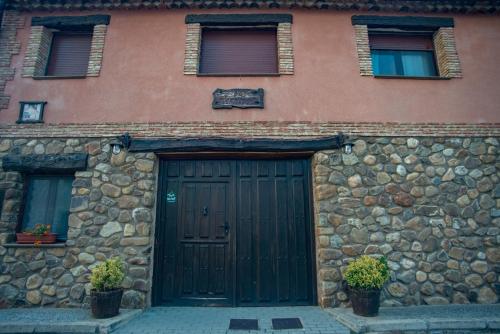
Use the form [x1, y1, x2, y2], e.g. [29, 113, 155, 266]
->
[90, 257, 125, 318]
[344, 256, 389, 317]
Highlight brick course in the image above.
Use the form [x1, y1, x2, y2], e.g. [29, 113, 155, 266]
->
[0, 10, 24, 110]
[86, 24, 108, 77]
[21, 26, 51, 78]
[0, 122, 499, 139]
[434, 27, 463, 79]
[277, 22, 294, 75]
[353, 25, 373, 76]
[183, 23, 201, 75]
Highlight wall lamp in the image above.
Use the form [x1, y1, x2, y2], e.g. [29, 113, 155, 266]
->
[110, 132, 132, 155]
[337, 132, 355, 154]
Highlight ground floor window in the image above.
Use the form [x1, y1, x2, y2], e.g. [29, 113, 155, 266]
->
[21, 175, 73, 240]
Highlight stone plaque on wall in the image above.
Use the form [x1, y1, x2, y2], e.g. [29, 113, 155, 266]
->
[212, 88, 264, 109]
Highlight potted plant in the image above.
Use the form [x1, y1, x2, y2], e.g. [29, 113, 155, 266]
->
[16, 224, 56, 244]
[89, 257, 125, 318]
[344, 255, 390, 317]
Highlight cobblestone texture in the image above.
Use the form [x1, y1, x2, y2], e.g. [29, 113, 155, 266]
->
[0, 135, 499, 310]
[313, 136, 500, 307]
[113, 306, 349, 334]
[0, 138, 156, 308]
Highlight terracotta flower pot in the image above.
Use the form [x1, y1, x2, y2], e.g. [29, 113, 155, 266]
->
[348, 287, 381, 317]
[90, 288, 123, 319]
[16, 233, 57, 244]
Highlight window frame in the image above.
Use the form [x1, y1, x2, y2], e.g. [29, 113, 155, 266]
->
[197, 26, 280, 77]
[23, 15, 110, 79]
[0, 189, 5, 219]
[351, 15, 461, 79]
[184, 14, 294, 76]
[17, 101, 47, 124]
[17, 174, 74, 242]
[369, 32, 439, 78]
[44, 29, 94, 78]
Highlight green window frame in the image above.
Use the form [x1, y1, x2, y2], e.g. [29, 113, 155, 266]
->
[20, 175, 73, 241]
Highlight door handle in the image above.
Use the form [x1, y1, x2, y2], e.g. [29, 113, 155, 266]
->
[218, 222, 230, 235]
[202, 206, 208, 216]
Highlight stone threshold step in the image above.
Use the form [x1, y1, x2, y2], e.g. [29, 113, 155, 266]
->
[327, 304, 500, 334]
[0, 308, 142, 334]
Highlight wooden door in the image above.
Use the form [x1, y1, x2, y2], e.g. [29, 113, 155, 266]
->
[153, 160, 234, 306]
[153, 158, 315, 306]
[236, 159, 314, 305]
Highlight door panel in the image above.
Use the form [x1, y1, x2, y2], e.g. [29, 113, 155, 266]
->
[153, 158, 315, 306]
[235, 159, 314, 306]
[175, 181, 231, 304]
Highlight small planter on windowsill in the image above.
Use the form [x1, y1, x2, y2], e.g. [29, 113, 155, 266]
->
[16, 224, 56, 245]
[16, 233, 57, 244]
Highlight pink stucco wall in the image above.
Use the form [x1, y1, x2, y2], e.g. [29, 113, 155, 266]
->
[1, 9, 500, 124]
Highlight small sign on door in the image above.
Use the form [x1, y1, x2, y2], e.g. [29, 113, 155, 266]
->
[166, 191, 176, 203]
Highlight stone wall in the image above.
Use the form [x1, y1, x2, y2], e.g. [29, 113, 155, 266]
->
[314, 137, 499, 307]
[0, 134, 499, 309]
[0, 138, 156, 308]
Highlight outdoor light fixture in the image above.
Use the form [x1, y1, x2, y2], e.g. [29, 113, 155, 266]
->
[343, 139, 354, 154]
[338, 132, 354, 154]
[110, 132, 132, 155]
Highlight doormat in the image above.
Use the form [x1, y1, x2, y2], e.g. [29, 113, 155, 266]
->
[271, 318, 303, 330]
[229, 319, 259, 330]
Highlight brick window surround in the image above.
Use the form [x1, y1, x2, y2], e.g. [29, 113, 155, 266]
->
[351, 15, 462, 78]
[22, 15, 110, 78]
[184, 14, 294, 75]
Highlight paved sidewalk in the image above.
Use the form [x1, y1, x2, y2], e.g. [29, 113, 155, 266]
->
[0, 308, 141, 334]
[327, 304, 500, 334]
[112, 306, 350, 334]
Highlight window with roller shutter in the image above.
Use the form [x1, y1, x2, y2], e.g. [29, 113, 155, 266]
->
[199, 28, 278, 75]
[22, 15, 110, 78]
[46, 31, 93, 77]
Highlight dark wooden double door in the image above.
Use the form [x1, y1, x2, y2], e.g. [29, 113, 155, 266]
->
[153, 159, 315, 306]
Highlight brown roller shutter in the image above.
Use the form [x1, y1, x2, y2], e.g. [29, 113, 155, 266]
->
[199, 29, 278, 75]
[46, 32, 93, 76]
[369, 34, 434, 51]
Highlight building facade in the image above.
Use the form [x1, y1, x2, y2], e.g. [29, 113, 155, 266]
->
[0, 0, 499, 309]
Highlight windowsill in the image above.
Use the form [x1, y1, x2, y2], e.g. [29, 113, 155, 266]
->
[373, 75, 450, 80]
[197, 73, 280, 77]
[16, 120, 44, 124]
[33, 75, 87, 80]
[3, 242, 67, 248]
